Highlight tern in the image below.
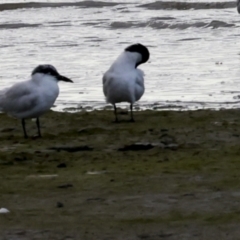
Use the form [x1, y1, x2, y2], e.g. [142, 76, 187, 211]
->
[103, 43, 150, 122]
[0, 64, 73, 138]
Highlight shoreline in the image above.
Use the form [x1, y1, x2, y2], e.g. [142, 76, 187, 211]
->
[55, 100, 240, 112]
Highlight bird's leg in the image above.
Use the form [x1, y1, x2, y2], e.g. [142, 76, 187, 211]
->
[130, 104, 135, 122]
[36, 118, 42, 138]
[21, 119, 28, 138]
[113, 104, 119, 123]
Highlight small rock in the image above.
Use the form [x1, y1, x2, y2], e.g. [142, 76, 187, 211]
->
[160, 128, 168, 132]
[57, 184, 73, 189]
[159, 133, 176, 145]
[14, 156, 27, 162]
[49, 146, 93, 152]
[0, 208, 10, 214]
[27, 174, 58, 179]
[118, 143, 155, 151]
[56, 202, 64, 208]
[164, 143, 179, 150]
[86, 171, 106, 175]
[57, 163, 67, 168]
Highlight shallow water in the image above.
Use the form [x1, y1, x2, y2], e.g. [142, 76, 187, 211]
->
[0, 0, 239, 111]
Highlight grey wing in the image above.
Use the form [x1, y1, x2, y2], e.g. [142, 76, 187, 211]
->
[0, 82, 39, 114]
[135, 69, 145, 101]
[102, 72, 112, 97]
[102, 74, 107, 97]
[136, 75, 144, 88]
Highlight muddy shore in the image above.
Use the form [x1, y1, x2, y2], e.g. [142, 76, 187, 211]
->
[1, 109, 240, 239]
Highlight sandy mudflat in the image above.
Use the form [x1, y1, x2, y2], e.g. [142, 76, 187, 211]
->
[0, 109, 240, 239]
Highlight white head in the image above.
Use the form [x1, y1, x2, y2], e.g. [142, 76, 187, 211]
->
[31, 64, 73, 83]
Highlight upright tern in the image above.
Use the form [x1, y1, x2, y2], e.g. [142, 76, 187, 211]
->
[0, 64, 73, 138]
[103, 43, 150, 122]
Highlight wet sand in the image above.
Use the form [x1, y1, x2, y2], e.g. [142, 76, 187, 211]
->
[1, 109, 240, 239]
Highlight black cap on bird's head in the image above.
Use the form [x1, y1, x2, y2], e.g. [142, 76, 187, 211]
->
[125, 43, 150, 67]
[32, 64, 73, 83]
[237, 0, 240, 13]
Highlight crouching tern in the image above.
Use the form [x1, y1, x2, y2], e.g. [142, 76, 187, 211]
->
[103, 43, 150, 122]
[0, 64, 73, 138]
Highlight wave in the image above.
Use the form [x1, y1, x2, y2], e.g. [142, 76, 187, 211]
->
[0, 23, 41, 29]
[0, 1, 236, 12]
[110, 20, 236, 30]
[139, 1, 236, 10]
[0, 20, 235, 30]
[0, 1, 121, 12]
